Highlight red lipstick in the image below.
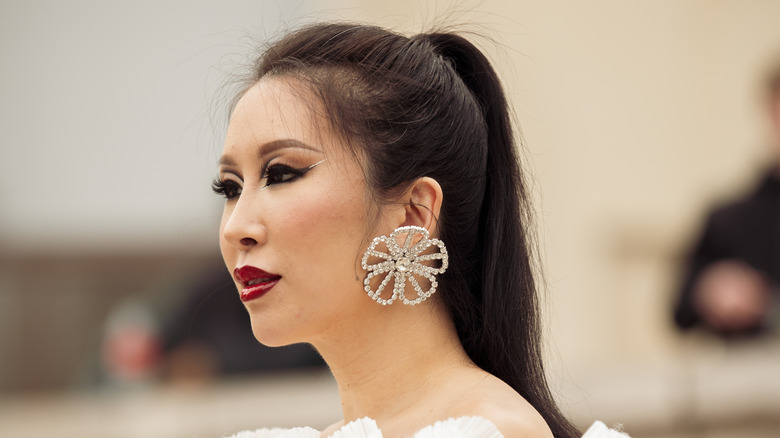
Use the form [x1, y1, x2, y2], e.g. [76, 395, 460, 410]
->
[233, 266, 281, 302]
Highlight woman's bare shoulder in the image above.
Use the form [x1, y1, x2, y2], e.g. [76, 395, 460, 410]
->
[482, 407, 553, 438]
[443, 370, 554, 438]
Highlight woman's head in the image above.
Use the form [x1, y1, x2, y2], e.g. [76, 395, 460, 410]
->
[217, 73, 447, 346]
[216, 22, 578, 437]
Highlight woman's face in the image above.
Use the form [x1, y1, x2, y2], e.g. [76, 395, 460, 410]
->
[216, 77, 390, 347]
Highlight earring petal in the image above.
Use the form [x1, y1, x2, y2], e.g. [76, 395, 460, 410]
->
[361, 226, 448, 306]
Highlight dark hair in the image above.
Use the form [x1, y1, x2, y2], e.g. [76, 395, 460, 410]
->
[250, 23, 579, 437]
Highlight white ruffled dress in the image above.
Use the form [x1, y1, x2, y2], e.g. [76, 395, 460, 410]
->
[224, 416, 629, 438]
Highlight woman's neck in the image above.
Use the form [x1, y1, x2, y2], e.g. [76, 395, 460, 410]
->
[311, 300, 473, 423]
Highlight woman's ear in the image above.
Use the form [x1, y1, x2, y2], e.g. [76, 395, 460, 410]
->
[401, 177, 443, 235]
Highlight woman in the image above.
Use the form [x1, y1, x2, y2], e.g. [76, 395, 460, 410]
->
[214, 23, 627, 438]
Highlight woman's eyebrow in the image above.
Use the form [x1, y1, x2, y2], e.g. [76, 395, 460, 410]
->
[218, 155, 236, 166]
[218, 138, 321, 167]
[258, 138, 321, 157]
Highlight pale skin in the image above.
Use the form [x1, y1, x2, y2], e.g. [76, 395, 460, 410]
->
[217, 76, 553, 438]
[693, 260, 771, 332]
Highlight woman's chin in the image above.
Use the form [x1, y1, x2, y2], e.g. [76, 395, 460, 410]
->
[250, 324, 300, 348]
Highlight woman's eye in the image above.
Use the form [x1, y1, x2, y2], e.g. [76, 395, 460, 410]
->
[263, 164, 305, 187]
[212, 178, 242, 200]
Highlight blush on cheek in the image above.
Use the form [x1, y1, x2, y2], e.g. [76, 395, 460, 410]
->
[284, 186, 361, 232]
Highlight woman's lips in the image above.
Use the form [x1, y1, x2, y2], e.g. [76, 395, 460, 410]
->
[233, 266, 281, 302]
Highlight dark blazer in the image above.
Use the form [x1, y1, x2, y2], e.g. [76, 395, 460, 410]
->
[674, 170, 780, 333]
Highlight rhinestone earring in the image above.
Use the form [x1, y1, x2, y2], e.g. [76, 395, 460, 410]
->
[361, 225, 448, 306]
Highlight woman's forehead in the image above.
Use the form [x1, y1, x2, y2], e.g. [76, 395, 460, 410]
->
[223, 76, 366, 169]
[235, 79, 312, 130]
[227, 79, 327, 148]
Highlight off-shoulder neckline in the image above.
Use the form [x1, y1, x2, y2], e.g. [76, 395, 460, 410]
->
[225, 415, 502, 437]
[224, 416, 629, 438]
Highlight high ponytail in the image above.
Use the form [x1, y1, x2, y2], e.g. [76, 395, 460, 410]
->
[253, 23, 579, 438]
[425, 33, 580, 438]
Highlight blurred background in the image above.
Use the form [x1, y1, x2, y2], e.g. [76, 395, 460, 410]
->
[2, 0, 780, 437]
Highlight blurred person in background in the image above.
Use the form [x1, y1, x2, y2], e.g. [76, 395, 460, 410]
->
[674, 56, 780, 337]
[99, 263, 324, 387]
[158, 265, 324, 382]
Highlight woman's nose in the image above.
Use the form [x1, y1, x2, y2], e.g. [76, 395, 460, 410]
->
[221, 196, 267, 250]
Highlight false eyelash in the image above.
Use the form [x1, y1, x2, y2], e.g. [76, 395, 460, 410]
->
[212, 177, 242, 199]
[212, 158, 327, 199]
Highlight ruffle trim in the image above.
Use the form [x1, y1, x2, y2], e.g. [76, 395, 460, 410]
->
[224, 417, 629, 438]
[330, 417, 382, 438]
[414, 416, 503, 438]
[582, 421, 630, 438]
[222, 417, 497, 438]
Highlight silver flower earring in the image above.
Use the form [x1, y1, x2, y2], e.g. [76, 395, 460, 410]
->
[361, 225, 448, 306]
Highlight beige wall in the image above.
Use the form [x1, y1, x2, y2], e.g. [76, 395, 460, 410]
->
[317, 0, 780, 367]
[2, 1, 780, 435]
[4, 0, 778, 374]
